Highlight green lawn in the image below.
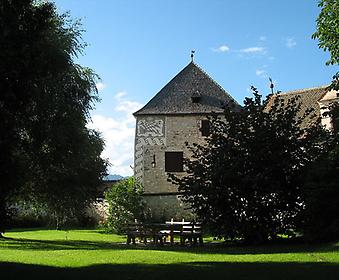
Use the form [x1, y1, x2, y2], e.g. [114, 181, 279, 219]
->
[1, 228, 339, 279]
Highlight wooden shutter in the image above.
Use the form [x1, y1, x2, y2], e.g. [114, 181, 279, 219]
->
[201, 120, 210, 136]
[165, 152, 183, 172]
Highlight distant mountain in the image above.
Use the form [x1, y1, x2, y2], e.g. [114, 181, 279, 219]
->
[104, 174, 125, 181]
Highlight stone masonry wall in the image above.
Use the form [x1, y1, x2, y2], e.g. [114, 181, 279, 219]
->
[144, 195, 195, 221]
[134, 114, 208, 218]
[135, 114, 207, 193]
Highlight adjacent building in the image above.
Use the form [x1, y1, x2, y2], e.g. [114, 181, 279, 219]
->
[267, 86, 339, 130]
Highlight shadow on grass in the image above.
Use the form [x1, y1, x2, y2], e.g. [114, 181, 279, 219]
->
[6, 227, 100, 233]
[0, 237, 127, 250]
[1, 261, 339, 280]
[5, 228, 44, 233]
[1, 236, 339, 255]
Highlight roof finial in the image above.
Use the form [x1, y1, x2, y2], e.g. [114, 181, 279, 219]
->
[191, 50, 195, 62]
[269, 77, 274, 94]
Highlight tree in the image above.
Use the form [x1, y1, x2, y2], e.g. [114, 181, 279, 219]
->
[104, 177, 145, 234]
[301, 104, 339, 242]
[305, 0, 339, 241]
[169, 88, 328, 244]
[313, 0, 339, 90]
[313, 0, 339, 65]
[0, 0, 107, 233]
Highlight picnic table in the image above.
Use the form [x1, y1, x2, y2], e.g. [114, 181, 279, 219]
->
[126, 219, 203, 245]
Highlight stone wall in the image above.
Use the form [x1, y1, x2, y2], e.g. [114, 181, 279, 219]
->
[318, 89, 339, 130]
[134, 114, 208, 218]
[135, 114, 207, 193]
[144, 194, 195, 221]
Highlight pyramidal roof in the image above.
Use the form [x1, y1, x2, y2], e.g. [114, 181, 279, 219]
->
[134, 61, 241, 116]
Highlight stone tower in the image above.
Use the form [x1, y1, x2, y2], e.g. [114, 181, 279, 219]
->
[133, 61, 240, 219]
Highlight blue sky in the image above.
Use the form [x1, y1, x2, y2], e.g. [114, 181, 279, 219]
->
[54, 0, 338, 176]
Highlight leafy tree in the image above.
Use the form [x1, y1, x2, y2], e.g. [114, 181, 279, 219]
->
[104, 177, 145, 234]
[169, 88, 328, 244]
[307, 1, 339, 241]
[312, 0, 339, 66]
[0, 0, 107, 233]
[301, 104, 339, 242]
[313, 0, 339, 91]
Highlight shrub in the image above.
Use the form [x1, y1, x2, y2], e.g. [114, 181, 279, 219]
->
[301, 105, 339, 242]
[104, 177, 145, 234]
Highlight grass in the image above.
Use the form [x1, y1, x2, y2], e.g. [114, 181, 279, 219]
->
[1, 228, 339, 279]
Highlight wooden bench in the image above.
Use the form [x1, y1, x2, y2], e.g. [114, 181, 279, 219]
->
[126, 221, 167, 245]
[126, 220, 203, 245]
[165, 219, 203, 245]
[180, 221, 203, 245]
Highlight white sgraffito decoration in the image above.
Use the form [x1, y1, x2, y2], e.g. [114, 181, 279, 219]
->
[134, 119, 165, 185]
[137, 119, 164, 137]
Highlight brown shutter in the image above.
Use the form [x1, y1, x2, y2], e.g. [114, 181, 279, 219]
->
[165, 152, 183, 172]
[201, 120, 210, 136]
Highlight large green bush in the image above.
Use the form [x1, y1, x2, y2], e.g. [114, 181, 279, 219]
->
[104, 177, 145, 234]
[301, 104, 339, 242]
[169, 89, 328, 244]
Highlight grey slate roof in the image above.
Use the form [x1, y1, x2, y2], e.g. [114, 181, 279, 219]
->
[267, 86, 328, 129]
[133, 62, 241, 116]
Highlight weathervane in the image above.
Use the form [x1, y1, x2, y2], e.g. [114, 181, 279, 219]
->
[191, 50, 195, 62]
[269, 77, 274, 94]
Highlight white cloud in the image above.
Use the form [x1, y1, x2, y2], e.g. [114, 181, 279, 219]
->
[116, 100, 143, 124]
[213, 45, 230, 52]
[239, 47, 266, 54]
[115, 91, 127, 100]
[87, 93, 143, 177]
[96, 82, 106, 91]
[255, 69, 267, 78]
[116, 100, 141, 114]
[285, 37, 297, 49]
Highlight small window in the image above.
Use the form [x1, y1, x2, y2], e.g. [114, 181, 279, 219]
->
[200, 120, 210, 136]
[165, 152, 183, 172]
[191, 96, 201, 103]
[332, 116, 339, 132]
